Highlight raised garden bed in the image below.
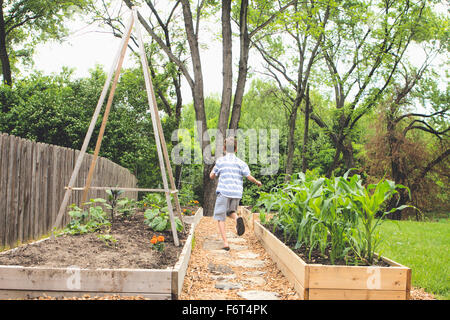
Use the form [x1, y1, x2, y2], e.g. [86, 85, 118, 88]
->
[0, 207, 203, 300]
[238, 207, 411, 300]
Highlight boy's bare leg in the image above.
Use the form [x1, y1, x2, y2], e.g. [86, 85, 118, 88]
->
[218, 220, 229, 248]
[228, 212, 238, 221]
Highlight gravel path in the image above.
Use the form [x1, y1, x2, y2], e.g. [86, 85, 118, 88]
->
[179, 216, 299, 300]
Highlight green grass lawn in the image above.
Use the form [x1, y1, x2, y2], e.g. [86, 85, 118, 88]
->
[377, 218, 449, 300]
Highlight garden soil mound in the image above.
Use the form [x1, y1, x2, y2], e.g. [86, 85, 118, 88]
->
[0, 212, 188, 269]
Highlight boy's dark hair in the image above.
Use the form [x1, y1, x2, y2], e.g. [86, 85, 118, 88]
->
[224, 136, 237, 153]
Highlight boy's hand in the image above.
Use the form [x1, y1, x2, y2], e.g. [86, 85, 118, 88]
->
[247, 175, 262, 187]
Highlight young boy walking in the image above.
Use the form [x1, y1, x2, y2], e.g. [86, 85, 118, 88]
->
[209, 137, 262, 250]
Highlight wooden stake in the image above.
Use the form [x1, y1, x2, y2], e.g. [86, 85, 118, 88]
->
[66, 186, 179, 193]
[145, 53, 185, 230]
[133, 7, 179, 246]
[51, 16, 135, 235]
[81, 17, 134, 205]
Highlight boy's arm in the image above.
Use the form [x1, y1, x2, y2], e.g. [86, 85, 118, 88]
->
[210, 166, 217, 179]
[246, 175, 262, 187]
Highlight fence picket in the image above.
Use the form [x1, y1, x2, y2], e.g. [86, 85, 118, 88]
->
[0, 133, 137, 249]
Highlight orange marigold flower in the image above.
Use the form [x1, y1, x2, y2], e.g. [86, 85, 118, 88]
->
[157, 236, 165, 242]
[150, 238, 157, 244]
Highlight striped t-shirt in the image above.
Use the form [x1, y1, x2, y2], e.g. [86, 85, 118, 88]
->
[213, 153, 250, 199]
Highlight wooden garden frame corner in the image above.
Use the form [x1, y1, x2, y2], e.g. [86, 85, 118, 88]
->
[52, 7, 183, 246]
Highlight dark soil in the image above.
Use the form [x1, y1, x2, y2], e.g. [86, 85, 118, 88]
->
[270, 225, 390, 267]
[0, 212, 189, 269]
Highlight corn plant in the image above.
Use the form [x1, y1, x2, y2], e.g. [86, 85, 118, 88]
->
[256, 170, 411, 265]
[346, 178, 411, 264]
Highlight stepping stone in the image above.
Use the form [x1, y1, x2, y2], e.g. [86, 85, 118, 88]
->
[215, 281, 243, 290]
[237, 290, 280, 300]
[203, 239, 225, 251]
[243, 277, 266, 286]
[229, 244, 248, 251]
[208, 232, 234, 240]
[208, 263, 234, 275]
[210, 274, 237, 281]
[243, 271, 266, 276]
[203, 239, 248, 251]
[210, 249, 231, 255]
[237, 251, 260, 259]
[228, 238, 247, 243]
[229, 259, 265, 268]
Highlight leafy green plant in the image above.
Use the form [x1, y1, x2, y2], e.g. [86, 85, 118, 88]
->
[139, 193, 167, 209]
[97, 233, 118, 247]
[105, 189, 124, 222]
[116, 197, 137, 218]
[144, 208, 183, 232]
[62, 203, 110, 235]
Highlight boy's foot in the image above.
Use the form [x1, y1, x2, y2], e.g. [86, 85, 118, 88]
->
[222, 246, 230, 251]
[236, 217, 245, 236]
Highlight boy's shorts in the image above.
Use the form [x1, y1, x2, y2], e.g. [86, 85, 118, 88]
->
[213, 193, 240, 221]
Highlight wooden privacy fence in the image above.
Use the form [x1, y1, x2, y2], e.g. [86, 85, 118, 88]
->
[0, 133, 138, 249]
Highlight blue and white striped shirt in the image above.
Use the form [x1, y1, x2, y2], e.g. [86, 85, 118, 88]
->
[213, 153, 250, 199]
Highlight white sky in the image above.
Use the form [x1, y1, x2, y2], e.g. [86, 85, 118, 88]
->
[32, 15, 225, 104]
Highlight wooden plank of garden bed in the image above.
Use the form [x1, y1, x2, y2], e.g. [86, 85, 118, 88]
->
[308, 264, 409, 291]
[0, 266, 172, 294]
[172, 207, 203, 299]
[0, 289, 171, 300]
[253, 219, 309, 299]
[308, 288, 407, 300]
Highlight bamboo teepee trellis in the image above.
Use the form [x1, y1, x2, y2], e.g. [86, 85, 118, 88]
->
[51, 7, 184, 246]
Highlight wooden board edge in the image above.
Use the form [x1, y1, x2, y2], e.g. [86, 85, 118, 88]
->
[172, 216, 197, 299]
[308, 264, 410, 291]
[406, 268, 412, 300]
[308, 288, 407, 300]
[0, 289, 171, 300]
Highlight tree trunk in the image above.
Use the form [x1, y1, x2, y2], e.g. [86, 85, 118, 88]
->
[202, 163, 217, 218]
[0, 2, 12, 88]
[302, 86, 310, 173]
[285, 102, 299, 181]
[229, 0, 249, 131]
[326, 144, 342, 178]
[342, 139, 355, 170]
[217, 0, 233, 146]
[180, 0, 216, 215]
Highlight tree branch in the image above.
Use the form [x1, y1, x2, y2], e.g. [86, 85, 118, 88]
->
[122, 0, 194, 89]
